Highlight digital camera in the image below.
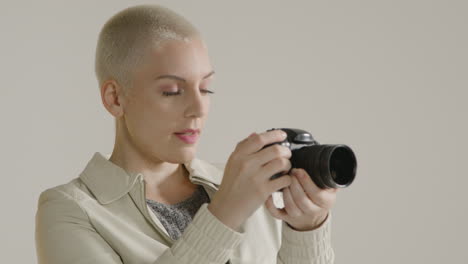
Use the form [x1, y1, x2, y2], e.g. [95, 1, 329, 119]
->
[263, 128, 357, 189]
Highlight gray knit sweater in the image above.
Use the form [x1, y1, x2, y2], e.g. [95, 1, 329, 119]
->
[146, 184, 211, 241]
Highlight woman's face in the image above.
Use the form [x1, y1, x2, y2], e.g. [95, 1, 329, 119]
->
[120, 37, 214, 164]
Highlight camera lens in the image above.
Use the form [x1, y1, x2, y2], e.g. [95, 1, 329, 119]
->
[329, 147, 356, 186]
[291, 144, 357, 188]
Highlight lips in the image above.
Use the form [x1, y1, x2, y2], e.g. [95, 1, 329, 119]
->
[174, 129, 200, 144]
[174, 128, 200, 135]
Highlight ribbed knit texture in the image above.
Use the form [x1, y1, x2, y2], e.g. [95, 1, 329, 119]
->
[279, 212, 335, 263]
[157, 202, 245, 263]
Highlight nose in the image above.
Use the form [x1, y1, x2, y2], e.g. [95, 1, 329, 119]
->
[185, 89, 209, 118]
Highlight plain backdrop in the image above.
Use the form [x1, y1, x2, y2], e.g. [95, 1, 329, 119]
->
[1, 0, 467, 263]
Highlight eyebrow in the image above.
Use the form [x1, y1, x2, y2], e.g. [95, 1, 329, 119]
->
[155, 70, 215, 82]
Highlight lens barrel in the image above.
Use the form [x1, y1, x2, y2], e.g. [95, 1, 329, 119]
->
[291, 144, 357, 188]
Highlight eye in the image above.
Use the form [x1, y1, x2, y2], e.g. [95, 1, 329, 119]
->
[201, 89, 215, 95]
[162, 89, 215, 97]
[161, 84, 182, 96]
[162, 91, 182, 96]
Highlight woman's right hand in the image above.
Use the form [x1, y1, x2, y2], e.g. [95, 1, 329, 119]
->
[207, 129, 293, 232]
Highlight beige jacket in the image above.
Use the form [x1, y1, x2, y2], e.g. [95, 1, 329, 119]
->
[35, 152, 334, 264]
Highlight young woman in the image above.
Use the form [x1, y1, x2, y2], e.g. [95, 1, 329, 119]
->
[35, 4, 338, 264]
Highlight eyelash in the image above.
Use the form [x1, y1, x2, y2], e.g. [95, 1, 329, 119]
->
[162, 89, 215, 97]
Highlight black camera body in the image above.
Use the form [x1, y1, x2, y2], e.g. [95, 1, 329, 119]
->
[264, 128, 357, 189]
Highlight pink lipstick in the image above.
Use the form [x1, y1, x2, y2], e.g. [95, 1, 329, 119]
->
[174, 129, 200, 144]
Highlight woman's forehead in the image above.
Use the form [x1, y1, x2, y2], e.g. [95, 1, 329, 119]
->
[143, 38, 213, 79]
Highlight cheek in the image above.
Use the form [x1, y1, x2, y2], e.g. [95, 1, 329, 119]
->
[129, 112, 177, 149]
[140, 106, 177, 131]
[126, 100, 175, 133]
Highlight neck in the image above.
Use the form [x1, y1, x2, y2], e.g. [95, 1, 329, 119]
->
[108, 138, 190, 189]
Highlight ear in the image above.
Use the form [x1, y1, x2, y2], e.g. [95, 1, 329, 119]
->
[100, 79, 125, 118]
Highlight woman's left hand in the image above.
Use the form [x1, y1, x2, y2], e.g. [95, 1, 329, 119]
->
[265, 168, 338, 231]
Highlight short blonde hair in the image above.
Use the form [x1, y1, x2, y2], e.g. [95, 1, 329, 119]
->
[94, 4, 200, 95]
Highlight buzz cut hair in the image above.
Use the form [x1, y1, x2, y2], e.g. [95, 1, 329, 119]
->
[94, 4, 201, 95]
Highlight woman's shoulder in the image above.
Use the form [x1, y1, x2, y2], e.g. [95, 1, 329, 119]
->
[36, 177, 93, 209]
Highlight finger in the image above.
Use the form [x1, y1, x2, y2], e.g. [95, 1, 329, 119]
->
[282, 186, 303, 218]
[260, 157, 291, 181]
[289, 172, 322, 214]
[251, 143, 292, 167]
[268, 174, 292, 193]
[295, 168, 336, 209]
[265, 195, 288, 221]
[236, 129, 287, 155]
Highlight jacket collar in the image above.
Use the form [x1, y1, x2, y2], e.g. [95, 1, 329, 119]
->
[79, 152, 223, 205]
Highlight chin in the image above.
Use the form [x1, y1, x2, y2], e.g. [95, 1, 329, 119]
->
[167, 147, 197, 164]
